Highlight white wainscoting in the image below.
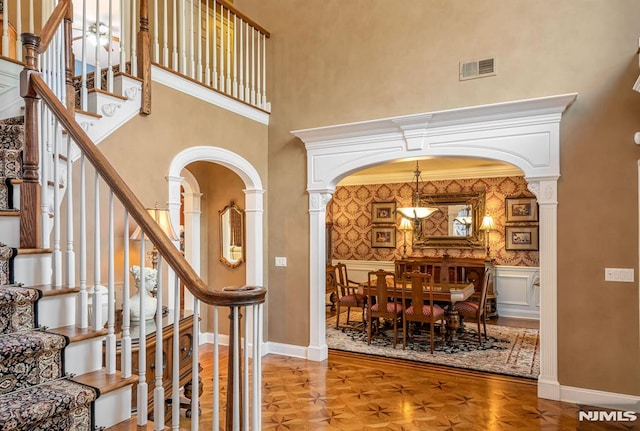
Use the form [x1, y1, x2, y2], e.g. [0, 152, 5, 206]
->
[495, 265, 540, 319]
[331, 260, 540, 320]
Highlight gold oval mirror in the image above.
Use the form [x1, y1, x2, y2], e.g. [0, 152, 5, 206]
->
[219, 201, 244, 268]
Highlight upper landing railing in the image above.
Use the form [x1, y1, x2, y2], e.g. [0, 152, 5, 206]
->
[1, 0, 271, 114]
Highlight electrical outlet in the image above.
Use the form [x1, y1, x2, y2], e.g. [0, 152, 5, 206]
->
[604, 268, 634, 282]
[275, 257, 287, 267]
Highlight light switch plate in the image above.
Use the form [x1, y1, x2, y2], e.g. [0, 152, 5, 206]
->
[275, 257, 287, 267]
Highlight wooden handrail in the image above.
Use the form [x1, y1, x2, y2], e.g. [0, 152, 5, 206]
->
[27, 71, 266, 307]
[219, 0, 271, 38]
[37, 0, 71, 54]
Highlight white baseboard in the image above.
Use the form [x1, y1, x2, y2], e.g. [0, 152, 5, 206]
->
[560, 385, 640, 412]
[265, 341, 310, 359]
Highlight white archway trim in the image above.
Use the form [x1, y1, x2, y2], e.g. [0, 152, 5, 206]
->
[293, 93, 577, 402]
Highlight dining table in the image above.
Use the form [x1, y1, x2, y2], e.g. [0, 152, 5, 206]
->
[362, 280, 475, 342]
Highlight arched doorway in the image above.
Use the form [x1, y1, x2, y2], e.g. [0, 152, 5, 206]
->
[294, 93, 576, 401]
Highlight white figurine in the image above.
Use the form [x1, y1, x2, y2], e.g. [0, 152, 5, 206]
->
[129, 265, 158, 321]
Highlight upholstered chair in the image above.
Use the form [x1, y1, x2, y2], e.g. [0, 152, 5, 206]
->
[401, 270, 445, 353]
[334, 263, 366, 330]
[452, 270, 492, 344]
[366, 269, 403, 348]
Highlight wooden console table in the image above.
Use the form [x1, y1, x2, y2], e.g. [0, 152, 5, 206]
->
[394, 256, 497, 317]
[111, 310, 202, 420]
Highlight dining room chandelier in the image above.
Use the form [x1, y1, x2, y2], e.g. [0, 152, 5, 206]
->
[397, 161, 440, 224]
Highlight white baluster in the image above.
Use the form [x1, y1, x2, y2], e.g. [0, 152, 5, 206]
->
[39, 105, 49, 249]
[171, 269, 180, 430]
[15, 1, 21, 61]
[238, 18, 243, 100]
[252, 304, 262, 430]
[242, 305, 249, 430]
[204, 0, 210, 86]
[191, 297, 200, 428]
[154, 256, 165, 429]
[1, 2, 8, 57]
[137, 239, 148, 426]
[219, 1, 224, 91]
[153, 0, 159, 61]
[81, 0, 88, 111]
[65, 135, 75, 288]
[92, 171, 103, 330]
[172, 0, 178, 69]
[52, 120, 62, 287]
[250, 28, 255, 106]
[232, 306, 240, 429]
[95, 0, 102, 91]
[131, 0, 138, 76]
[120, 0, 126, 72]
[189, 0, 195, 78]
[107, 0, 114, 92]
[212, 0, 217, 89]
[262, 32, 267, 109]
[197, 0, 202, 82]
[78, 155, 88, 328]
[163, 0, 168, 66]
[232, 14, 237, 97]
[121, 211, 132, 378]
[29, 0, 34, 33]
[213, 305, 219, 431]
[256, 29, 261, 108]
[106, 192, 116, 374]
[225, 7, 231, 94]
[244, 21, 249, 103]
[179, 0, 186, 74]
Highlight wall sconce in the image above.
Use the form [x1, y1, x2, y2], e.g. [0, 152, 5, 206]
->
[479, 213, 496, 258]
[399, 217, 413, 258]
[130, 204, 179, 271]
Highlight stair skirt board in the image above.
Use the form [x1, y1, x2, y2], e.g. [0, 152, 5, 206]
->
[0, 379, 99, 431]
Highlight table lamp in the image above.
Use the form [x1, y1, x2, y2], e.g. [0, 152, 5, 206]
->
[130, 203, 179, 271]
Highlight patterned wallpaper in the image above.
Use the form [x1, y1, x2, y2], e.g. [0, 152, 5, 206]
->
[328, 176, 539, 266]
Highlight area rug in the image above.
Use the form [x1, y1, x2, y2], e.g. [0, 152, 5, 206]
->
[326, 311, 539, 379]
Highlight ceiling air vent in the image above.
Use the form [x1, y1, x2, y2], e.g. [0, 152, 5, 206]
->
[459, 57, 496, 81]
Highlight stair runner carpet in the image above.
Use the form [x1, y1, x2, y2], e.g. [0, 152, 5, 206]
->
[0, 115, 23, 211]
[0, 251, 99, 430]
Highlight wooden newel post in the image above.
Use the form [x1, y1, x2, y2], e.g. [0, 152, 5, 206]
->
[137, 0, 152, 115]
[64, 2, 75, 113]
[19, 33, 42, 249]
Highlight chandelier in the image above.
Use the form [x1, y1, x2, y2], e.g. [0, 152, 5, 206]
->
[396, 161, 440, 224]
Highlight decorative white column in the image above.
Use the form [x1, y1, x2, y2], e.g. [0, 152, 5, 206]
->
[244, 188, 265, 358]
[528, 178, 560, 400]
[166, 175, 184, 310]
[307, 190, 333, 361]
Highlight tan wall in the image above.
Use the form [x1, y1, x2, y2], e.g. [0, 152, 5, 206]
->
[331, 176, 538, 266]
[237, 0, 640, 395]
[98, 81, 268, 332]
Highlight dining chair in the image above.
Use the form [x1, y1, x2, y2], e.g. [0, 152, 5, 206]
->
[366, 269, 403, 348]
[334, 263, 366, 330]
[452, 269, 492, 344]
[401, 270, 445, 353]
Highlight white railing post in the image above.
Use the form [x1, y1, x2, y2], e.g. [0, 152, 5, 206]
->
[15, 1, 22, 61]
[212, 0, 218, 90]
[171, 271, 180, 430]
[191, 298, 200, 429]
[81, 0, 88, 111]
[52, 120, 62, 287]
[225, 7, 231, 93]
[106, 192, 116, 374]
[95, 0, 102, 91]
[64, 135, 75, 288]
[162, 0, 169, 66]
[1, 1, 8, 57]
[153, 257, 165, 429]
[213, 305, 220, 431]
[122, 211, 132, 378]
[107, 0, 114, 92]
[137, 238, 148, 426]
[204, 0, 210, 86]
[78, 155, 88, 328]
[238, 18, 243, 100]
[131, 0, 138, 76]
[153, 0, 159, 61]
[91, 171, 103, 330]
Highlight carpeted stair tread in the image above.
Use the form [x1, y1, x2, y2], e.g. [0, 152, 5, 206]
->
[0, 116, 24, 126]
[0, 378, 98, 431]
[0, 284, 40, 333]
[0, 245, 17, 287]
[0, 331, 69, 395]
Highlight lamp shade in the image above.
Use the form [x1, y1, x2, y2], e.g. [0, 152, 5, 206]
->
[399, 217, 413, 231]
[397, 206, 439, 220]
[479, 214, 496, 231]
[130, 206, 179, 241]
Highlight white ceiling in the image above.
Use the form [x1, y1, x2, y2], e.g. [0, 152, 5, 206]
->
[337, 157, 523, 186]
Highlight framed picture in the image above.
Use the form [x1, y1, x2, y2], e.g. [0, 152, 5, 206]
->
[371, 201, 396, 224]
[505, 226, 539, 251]
[371, 226, 396, 248]
[505, 197, 538, 222]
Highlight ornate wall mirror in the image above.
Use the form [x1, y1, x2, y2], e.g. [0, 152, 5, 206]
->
[219, 201, 245, 268]
[413, 191, 485, 248]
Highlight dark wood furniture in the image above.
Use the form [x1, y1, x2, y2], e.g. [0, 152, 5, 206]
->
[110, 310, 201, 420]
[366, 269, 403, 348]
[334, 263, 366, 329]
[394, 256, 497, 317]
